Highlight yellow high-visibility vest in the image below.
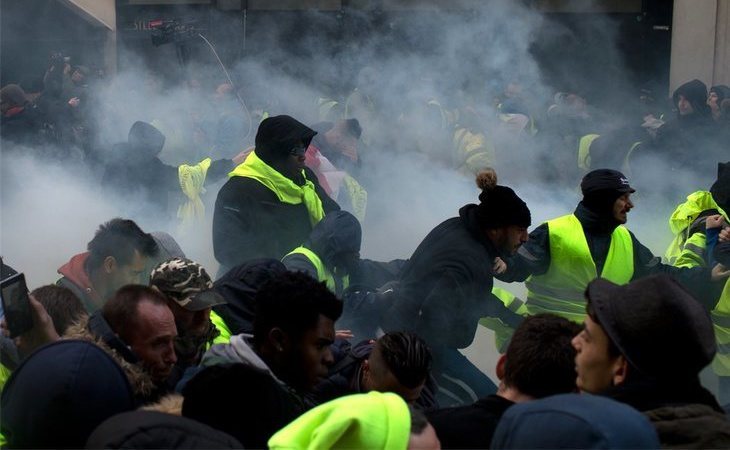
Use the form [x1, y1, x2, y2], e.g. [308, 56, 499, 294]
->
[525, 214, 634, 322]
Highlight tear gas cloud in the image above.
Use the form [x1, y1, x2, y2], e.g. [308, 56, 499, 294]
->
[0, 0, 714, 291]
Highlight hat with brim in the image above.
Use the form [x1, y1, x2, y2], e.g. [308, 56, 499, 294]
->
[176, 289, 227, 312]
[585, 275, 715, 380]
[150, 257, 227, 312]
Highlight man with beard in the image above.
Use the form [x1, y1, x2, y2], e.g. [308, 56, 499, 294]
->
[382, 168, 531, 405]
[149, 258, 227, 382]
[499, 169, 713, 323]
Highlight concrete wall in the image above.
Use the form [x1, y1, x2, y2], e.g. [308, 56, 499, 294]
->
[59, 0, 118, 75]
[670, 0, 730, 93]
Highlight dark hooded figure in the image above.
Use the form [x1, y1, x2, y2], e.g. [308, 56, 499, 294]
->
[653, 79, 721, 174]
[102, 121, 235, 216]
[282, 210, 362, 297]
[213, 115, 339, 276]
[212, 258, 288, 337]
[381, 169, 531, 406]
[709, 85, 730, 121]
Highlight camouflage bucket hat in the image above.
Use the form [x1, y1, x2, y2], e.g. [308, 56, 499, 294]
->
[150, 258, 226, 311]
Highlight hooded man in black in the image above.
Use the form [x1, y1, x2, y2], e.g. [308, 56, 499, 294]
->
[102, 121, 237, 217]
[382, 169, 531, 406]
[213, 115, 339, 276]
[653, 79, 721, 175]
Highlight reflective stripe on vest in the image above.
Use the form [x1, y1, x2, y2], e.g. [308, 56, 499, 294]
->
[577, 134, 600, 170]
[712, 279, 730, 375]
[209, 310, 232, 347]
[479, 287, 527, 352]
[526, 214, 634, 322]
[664, 191, 728, 264]
[285, 246, 349, 295]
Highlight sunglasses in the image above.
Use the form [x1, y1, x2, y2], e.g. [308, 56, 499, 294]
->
[289, 144, 307, 157]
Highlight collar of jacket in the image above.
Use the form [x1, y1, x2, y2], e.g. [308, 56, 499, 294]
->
[87, 310, 139, 365]
[229, 151, 325, 225]
[599, 376, 722, 414]
[459, 204, 500, 257]
[574, 201, 620, 235]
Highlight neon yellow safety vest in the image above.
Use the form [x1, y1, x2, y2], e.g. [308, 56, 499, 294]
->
[577, 134, 600, 170]
[285, 246, 349, 295]
[479, 287, 528, 353]
[664, 191, 728, 265]
[209, 310, 232, 347]
[525, 214, 634, 323]
[712, 279, 730, 376]
[0, 362, 12, 392]
[452, 127, 496, 175]
[342, 175, 368, 223]
[670, 232, 730, 376]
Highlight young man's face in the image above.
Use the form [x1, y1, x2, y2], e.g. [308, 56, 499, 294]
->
[677, 94, 694, 116]
[490, 226, 528, 256]
[107, 250, 148, 291]
[286, 314, 336, 390]
[361, 345, 426, 404]
[571, 315, 624, 393]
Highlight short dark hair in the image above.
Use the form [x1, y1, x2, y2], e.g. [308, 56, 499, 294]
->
[102, 285, 168, 342]
[375, 332, 432, 389]
[503, 314, 582, 398]
[87, 218, 158, 270]
[30, 285, 86, 335]
[253, 272, 342, 348]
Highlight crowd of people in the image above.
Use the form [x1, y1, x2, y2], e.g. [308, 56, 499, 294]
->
[2, 50, 730, 449]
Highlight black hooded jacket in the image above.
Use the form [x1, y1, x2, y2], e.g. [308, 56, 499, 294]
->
[653, 79, 721, 174]
[382, 204, 523, 349]
[282, 210, 361, 295]
[212, 116, 339, 274]
[212, 259, 287, 336]
[102, 122, 234, 215]
[499, 202, 711, 306]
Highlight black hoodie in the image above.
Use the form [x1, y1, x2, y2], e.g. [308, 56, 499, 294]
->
[382, 204, 523, 349]
[212, 116, 339, 274]
[102, 121, 234, 215]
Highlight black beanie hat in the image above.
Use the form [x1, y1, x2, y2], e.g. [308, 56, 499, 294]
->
[581, 169, 635, 215]
[710, 162, 730, 212]
[254, 115, 316, 164]
[475, 169, 531, 229]
[586, 275, 716, 380]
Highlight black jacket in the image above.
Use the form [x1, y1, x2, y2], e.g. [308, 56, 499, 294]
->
[499, 202, 711, 304]
[212, 258, 287, 335]
[601, 378, 730, 449]
[213, 165, 339, 274]
[382, 204, 523, 349]
[427, 394, 515, 449]
[102, 143, 233, 216]
[85, 410, 243, 449]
